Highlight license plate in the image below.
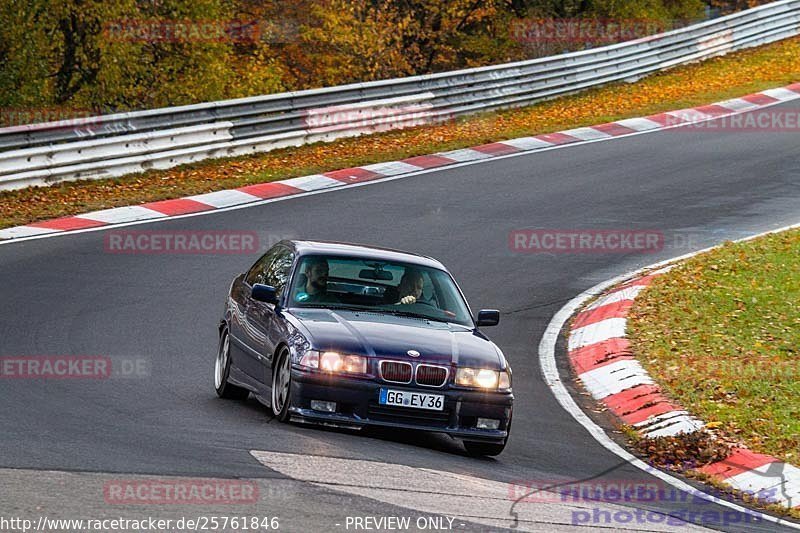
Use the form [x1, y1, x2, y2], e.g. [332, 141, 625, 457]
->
[379, 388, 444, 411]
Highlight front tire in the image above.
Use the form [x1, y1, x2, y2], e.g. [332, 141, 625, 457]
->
[271, 347, 293, 422]
[214, 330, 249, 400]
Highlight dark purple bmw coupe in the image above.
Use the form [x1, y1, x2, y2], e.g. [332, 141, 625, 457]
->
[215, 240, 513, 455]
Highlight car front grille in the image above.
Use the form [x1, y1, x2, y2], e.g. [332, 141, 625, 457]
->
[415, 364, 448, 387]
[380, 361, 413, 383]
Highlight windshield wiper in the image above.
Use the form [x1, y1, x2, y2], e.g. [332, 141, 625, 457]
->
[378, 308, 450, 323]
[296, 304, 457, 325]
[296, 303, 371, 312]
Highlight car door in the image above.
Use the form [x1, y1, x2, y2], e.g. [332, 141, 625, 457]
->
[230, 246, 279, 380]
[228, 251, 270, 379]
[243, 246, 295, 383]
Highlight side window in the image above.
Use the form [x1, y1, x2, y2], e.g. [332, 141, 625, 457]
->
[264, 249, 295, 296]
[245, 248, 279, 286]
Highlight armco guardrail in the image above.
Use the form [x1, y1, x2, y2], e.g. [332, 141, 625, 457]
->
[0, 0, 798, 190]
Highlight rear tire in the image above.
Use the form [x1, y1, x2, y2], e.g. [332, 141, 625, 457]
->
[271, 347, 293, 422]
[214, 330, 249, 400]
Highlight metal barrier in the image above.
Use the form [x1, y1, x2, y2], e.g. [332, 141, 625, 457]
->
[0, 0, 797, 190]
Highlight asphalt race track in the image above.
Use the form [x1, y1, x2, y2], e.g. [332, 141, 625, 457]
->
[2, 100, 800, 532]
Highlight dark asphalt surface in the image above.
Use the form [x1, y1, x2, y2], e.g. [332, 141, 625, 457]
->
[1, 99, 799, 532]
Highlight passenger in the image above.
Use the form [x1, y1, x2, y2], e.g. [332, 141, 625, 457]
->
[395, 269, 424, 305]
[295, 257, 338, 303]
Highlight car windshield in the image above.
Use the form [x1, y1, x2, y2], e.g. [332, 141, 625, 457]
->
[289, 255, 474, 327]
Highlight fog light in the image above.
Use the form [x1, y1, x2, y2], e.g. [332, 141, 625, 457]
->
[311, 400, 336, 413]
[476, 418, 500, 430]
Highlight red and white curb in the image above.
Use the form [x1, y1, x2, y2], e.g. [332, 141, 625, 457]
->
[2, 83, 799, 241]
[567, 269, 800, 511]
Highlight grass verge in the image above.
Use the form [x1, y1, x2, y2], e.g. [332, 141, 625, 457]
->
[627, 228, 800, 467]
[1, 36, 799, 229]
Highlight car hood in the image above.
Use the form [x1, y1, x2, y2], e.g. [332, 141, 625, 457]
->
[288, 309, 503, 369]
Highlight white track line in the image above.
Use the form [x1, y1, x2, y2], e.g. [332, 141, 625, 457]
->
[615, 117, 662, 131]
[726, 464, 800, 508]
[500, 137, 554, 150]
[586, 285, 647, 310]
[578, 360, 654, 399]
[435, 148, 493, 162]
[280, 174, 342, 191]
[539, 221, 800, 530]
[716, 98, 760, 112]
[75, 205, 166, 224]
[362, 161, 423, 176]
[184, 189, 260, 208]
[561, 127, 612, 141]
[568, 318, 627, 351]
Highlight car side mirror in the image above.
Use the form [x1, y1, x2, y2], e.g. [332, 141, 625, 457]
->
[252, 284, 279, 305]
[476, 309, 500, 327]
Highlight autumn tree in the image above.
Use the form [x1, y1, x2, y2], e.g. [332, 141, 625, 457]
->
[706, 0, 773, 14]
[289, 0, 514, 87]
[0, 0, 286, 114]
[0, 0, 764, 115]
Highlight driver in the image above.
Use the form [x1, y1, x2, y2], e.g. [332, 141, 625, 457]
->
[295, 257, 338, 303]
[395, 269, 424, 305]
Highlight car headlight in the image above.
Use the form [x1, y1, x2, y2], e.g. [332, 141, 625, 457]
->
[455, 367, 511, 390]
[299, 350, 367, 374]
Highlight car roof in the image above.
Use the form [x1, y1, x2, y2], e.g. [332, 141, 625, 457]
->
[285, 240, 447, 271]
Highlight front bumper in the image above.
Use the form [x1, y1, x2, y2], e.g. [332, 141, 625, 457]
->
[288, 367, 513, 443]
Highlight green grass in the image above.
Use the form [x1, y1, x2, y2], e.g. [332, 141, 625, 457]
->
[628, 229, 800, 463]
